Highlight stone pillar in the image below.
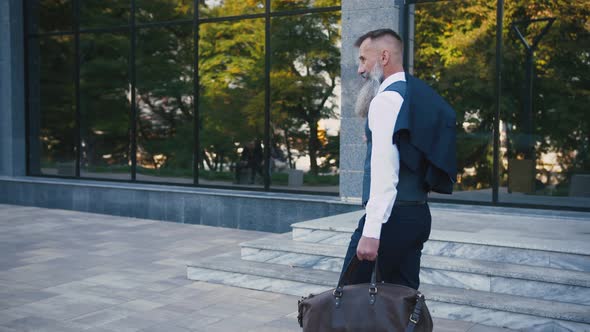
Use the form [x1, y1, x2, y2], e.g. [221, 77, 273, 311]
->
[0, 0, 26, 176]
[339, 0, 406, 202]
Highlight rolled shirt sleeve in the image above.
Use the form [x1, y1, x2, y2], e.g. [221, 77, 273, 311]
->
[362, 90, 403, 239]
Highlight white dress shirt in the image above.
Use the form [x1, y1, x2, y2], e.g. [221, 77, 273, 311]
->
[362, 71, 406, 239]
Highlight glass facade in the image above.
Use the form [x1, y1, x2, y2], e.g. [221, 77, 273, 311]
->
[412, 0, 589, 209]
[24, 1, 588, 209]
[199, 0, 264, 18]
[198, 18, 266, 188]
[79, 32, 131, 180]
[25, 0, 341, 194]
[497, 1, 589, 208]
[28, 35, 76, 176]
[413, 1, 496, 204]
[80, 1, 130, 28]
[270, 12, 340, 191]
[136, 24, 194, 184]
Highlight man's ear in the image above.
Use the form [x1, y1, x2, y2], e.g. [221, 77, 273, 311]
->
[381, 50, 390, 66]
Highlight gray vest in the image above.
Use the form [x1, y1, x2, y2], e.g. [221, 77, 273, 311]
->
[362, 81, 428, 206]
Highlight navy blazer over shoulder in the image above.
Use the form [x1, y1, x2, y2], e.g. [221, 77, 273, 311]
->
[385, 73, 457, 194]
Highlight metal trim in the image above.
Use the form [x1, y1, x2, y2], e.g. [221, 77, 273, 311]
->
[22, 0, 31, 176]
[493, 0, 504, 203]
[130, 0, 137, 181]
[193, 0, 200, 185]
[264, 0, 271, 190]
[74, 0, 81, 178]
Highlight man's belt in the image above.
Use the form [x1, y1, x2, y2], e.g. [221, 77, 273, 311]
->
[394, 200, 426, 206]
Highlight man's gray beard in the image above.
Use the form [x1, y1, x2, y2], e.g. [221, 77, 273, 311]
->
[354, 64, 384, 118]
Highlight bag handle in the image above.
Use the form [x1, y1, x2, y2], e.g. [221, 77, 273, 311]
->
[334, 256, 426, 329]
[334, 256, 382, 306]
[337, 255, 382, 287]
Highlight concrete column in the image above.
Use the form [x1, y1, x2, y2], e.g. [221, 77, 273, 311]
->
[0, 0, 26, 176]
[339, 0, 405, 202]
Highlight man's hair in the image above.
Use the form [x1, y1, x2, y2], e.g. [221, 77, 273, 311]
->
[354, 28, 403, 47]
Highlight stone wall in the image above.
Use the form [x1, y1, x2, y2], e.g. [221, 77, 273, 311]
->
[0, 0, 26, 177]
[0, 177, 361, 233]
[339, 1, 405, 202]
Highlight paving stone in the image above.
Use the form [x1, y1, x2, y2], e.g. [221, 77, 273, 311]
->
[78, 327, 117, 332]
[467, 325, 516, 332]
[130, 308, 186, 323]
[252, 316, 301, 332]
[138, 321, 193, 332]
[100, 315, 158, 332]
[172, 312, 223, 330]
[200, 315, 266, 332]
[69, 308, 128, 327]
[0, 204, 521, 332]
[433, 317, 476, 332]
[2, 316, 85, 332]
[0, 289, 58, 308]
[156, 286, 207, 300]
[0, 310, 27, 325]
[194, 303, 246, 319]
[116, 299, 165, 312]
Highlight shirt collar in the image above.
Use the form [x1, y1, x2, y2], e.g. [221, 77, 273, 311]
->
[378, 71, 406, 93]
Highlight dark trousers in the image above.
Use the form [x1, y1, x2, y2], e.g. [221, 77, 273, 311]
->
[340, 203, 431, 290]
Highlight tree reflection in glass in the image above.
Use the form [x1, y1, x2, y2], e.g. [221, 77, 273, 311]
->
[79, 33, 131, 179]
[270, 8, 341, 192]
[28, 36, 76, 176]
[198, 16, 265, 186]
[136, 25, 194, 183]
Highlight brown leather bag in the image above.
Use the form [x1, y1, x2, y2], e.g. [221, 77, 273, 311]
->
[297, 257, 433, 332]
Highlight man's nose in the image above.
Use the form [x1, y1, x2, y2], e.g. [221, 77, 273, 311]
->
[357, 64, 365, 76]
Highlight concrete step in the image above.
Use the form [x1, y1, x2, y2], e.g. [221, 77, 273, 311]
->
[186, 251, 590, 332]
[290, 209, 590, 272]
[240, 233, 590, 305]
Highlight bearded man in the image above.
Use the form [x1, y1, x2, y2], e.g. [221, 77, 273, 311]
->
[341, 28, 456, 290]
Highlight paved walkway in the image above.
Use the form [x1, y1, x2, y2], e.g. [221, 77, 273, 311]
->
[0, 204, 513, 331]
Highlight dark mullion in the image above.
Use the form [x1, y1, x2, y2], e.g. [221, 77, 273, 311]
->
[197, 6, 341, 24]
[198, 12, 265, 24]
[402, 1, 410, 70]
[269, 6, 341, 17]
[22, 1, 31, 175]
[28, 31, 76, 37]
[193, 0, 199, 185]
[493, 0, 504, 204]
[263, 0, 271, 191]
[74, 0, 81, 178]
[79, 25, 130, 34]
[130, 0, 137, 181]
[407, 0, 446, 3]
[27, 7, 342, 37]
[136, 18, 193, 29]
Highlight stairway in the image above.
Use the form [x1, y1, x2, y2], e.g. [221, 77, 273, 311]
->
[187, 205, 590, 331]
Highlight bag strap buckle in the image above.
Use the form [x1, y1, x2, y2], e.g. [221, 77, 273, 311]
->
[369, 285, 378, 295]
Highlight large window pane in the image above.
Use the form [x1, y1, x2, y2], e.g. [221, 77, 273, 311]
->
[137, 0, 193, 23]
[199, 0, 264, 19]
[27, 0, 73, 33]
[413, 1, 496, 203]
[28, 36, 76, 176]
[271, 0, 341, 12]
[79, 33, 131, 180]
[198, 19, 265, 188]
[270, 12, 340, 193]
[80, 0, 130, 29]
[499, 1, 590, 208]
[136, 25, 194, 184]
